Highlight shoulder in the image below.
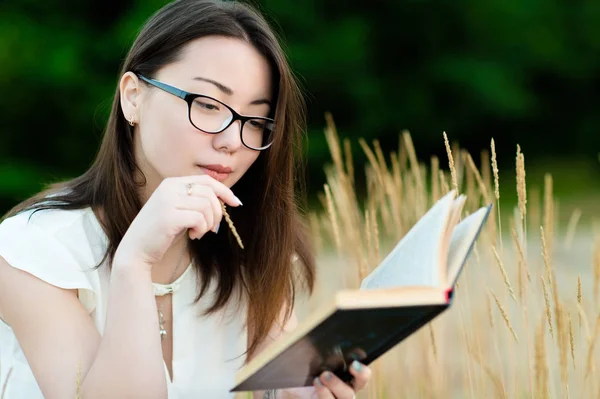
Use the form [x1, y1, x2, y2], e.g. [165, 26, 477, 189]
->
[0, 206, 104, 255]
[0, 206, 103, 313]
[1, 206, 91, 236]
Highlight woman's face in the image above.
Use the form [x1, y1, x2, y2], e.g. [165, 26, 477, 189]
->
[121, 35, 273, 198]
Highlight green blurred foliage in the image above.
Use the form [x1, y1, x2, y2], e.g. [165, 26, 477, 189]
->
[1, 0, 599, 214]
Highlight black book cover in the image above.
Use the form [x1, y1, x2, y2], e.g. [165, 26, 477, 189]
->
[232, 299, 450, 391]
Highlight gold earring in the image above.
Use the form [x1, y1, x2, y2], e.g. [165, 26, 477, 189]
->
[128, 116, 135, 127]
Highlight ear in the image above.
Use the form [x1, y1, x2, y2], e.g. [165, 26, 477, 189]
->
[119, 72, 141, 125]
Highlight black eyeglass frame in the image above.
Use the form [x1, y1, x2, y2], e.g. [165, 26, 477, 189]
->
[137, 74, 275, 151]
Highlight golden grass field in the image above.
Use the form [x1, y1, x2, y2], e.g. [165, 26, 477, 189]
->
[1, 116, 599, 398]
[295, 114, 600, 398]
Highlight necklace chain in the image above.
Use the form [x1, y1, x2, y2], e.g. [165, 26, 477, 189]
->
[158, 240, 188, 340]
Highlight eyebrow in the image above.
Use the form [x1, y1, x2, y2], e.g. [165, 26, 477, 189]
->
[192, 76, 271, 106]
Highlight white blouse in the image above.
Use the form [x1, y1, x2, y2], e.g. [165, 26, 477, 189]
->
[0, 207, 247, 398]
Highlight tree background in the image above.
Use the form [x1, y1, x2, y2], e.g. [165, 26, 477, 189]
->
[1, 0, 599, 215]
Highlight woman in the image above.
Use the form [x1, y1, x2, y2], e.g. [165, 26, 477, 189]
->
[0, 0, 372, 398]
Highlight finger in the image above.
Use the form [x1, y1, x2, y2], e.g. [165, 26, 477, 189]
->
[183, 185, 223, 232]
[348, 361, 371, 392]
[204, 190, 224, 232]
[176, 195, 215, 232]
[174, 175, 243, 207]
[172, 209, 208, 240]
[317, 371, 355, 399]
[313, 377, 335, 399]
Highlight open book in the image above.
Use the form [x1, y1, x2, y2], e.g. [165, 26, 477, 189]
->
[231, 190, 492, 392]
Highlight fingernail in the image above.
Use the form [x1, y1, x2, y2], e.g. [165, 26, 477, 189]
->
[234, 196, 243, 206]
[214, 224, 220, 234]
[313, 377, 323, 387]
[352, 360, 362, 371]
[323, 371, 333, 381]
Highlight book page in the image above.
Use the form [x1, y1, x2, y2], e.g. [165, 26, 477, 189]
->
[437, 195, 466, 283]
[360, 190, 457, 290]
[446, 204, 492, 287]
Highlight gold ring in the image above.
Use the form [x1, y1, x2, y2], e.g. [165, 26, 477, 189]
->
[186, 183, 193, 196]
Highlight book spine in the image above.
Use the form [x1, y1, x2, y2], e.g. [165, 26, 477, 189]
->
[445, 288, 454, 303]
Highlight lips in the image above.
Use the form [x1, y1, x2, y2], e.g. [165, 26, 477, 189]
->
[196, 164, 232, 182]
[199, 164, 233, 173]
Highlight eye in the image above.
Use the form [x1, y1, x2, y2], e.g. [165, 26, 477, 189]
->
[248, 120, 266, 129]
[196, 101, 220, 111]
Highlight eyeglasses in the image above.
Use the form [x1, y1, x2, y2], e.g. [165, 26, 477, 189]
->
[137, 75, 275, 151]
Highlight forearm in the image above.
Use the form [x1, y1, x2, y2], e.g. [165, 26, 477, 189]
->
[81, 263, 166, 399]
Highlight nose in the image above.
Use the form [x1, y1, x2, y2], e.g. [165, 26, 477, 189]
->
[213, 119, 243, 152]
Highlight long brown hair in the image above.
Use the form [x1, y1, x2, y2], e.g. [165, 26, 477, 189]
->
[2, 0, 315, 360]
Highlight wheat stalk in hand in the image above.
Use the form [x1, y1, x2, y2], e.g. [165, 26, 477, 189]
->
[220, 201, 244, 249]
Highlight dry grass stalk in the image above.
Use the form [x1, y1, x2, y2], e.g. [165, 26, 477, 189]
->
[431, 156, 440, 203]
[511, 223, 531, 304]
[541, 276, 554, 338]
[457, 304, 478, 399]
[439, 170, 450, 195]
[516, 145, 527, 223]
[384, 172, 403, 240]
[577, 302, 592, 344]
[564, 209, 582, 250]
[359, 138, 385, 188]
[220, 202, 244, 249]
[371, 172, 393, 237]
[486, 292, 495, 328]
[343, 138, 354, 186]
[543, 224, 564, 353]
[517, 252, 524, 303]
[323, 117, 365, 264]
[466, 338, 506, 399]
[364, 208, 373, 278]
[540, 226, 553, 288]
[389, 152, 405, 239]
[402, 131, 426, 216]
[465, 151, 499, 245]
[443, 131, 459, 194]
[373, 139, 390, 180]
[577, 275, 583, 328]
[556, 303, 569, 387]
[529, 186, 541, 238]
[489, 289, 519, 343]
[323, 170, 361, 266]
[490, 139, 502, 252]
[594, 232, 600, 306]
[515, 146, 527, 262]
[543, 174, 554, 252]
[584, 314, 600, 385]
[428, 323, 438, 362]
[568, 313, 576, 369]
[534, 316, 549, 399]
[481, 149, 492, 196]
[308, 212, 323, 253]
[370, 202, 380, 265]
[577, 275, 582, 306]
[465, 152, 492, 204]
[323, 184, 342, 254]
[324, 112, 345, 177]
[463, 150, 476, 210]
[451, 141, 464, 190]
[492, 246, 516, 302]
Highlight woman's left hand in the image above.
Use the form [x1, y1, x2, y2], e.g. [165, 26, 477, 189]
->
[312, 361, 371, 398]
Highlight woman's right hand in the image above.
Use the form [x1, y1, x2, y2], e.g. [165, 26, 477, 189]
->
[113, 175, 243, 269]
